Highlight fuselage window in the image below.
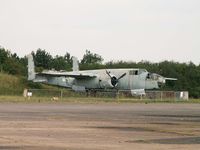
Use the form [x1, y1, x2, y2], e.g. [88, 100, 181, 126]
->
[129, 70, 134, 75]
[129, 70, 138, 75]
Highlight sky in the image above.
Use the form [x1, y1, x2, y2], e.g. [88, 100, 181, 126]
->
[0, 0, 200, 64]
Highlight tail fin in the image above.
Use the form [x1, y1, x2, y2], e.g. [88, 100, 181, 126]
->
[72, 57, 79, 72]
[27, 54, 36, 81]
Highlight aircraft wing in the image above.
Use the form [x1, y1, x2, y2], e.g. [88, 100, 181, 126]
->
[37, 71, 97, 79]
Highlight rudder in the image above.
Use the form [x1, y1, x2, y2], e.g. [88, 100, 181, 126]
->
[27, 54, 36, 81]
[72, 57, 79, 72]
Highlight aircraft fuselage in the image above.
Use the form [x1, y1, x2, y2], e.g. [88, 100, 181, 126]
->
[34, 68, 159, 90]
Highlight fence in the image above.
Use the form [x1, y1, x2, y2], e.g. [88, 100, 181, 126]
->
[145, 91, 189, 100]
[24, 89, 189, 100]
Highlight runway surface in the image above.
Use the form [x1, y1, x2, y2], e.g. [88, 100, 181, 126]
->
[0, 103, 200, 150]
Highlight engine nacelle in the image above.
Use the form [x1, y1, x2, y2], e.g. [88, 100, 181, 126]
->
[99, 75, 118, 89]
[109, 74, 118, 87]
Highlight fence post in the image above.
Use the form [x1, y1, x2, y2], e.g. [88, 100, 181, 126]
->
[60, 90, 63, 100]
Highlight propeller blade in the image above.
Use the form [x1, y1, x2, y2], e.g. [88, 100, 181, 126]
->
[117, 73, 126, 80]
[106, 70, 112, 78]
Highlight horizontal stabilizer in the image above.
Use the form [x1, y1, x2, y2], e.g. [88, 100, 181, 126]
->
[165, 78, 177, 81]
[33, 79, 48, 83]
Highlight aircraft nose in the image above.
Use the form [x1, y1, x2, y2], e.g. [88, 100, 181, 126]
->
[154, 74, 166, 88]
[149, 73, 166, 83]
[158, 76, 166, 84]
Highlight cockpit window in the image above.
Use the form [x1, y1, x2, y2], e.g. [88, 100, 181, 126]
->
[129, 70, 134, 75]
[138, 69, 147, 74]
[146, 73, 150, 79]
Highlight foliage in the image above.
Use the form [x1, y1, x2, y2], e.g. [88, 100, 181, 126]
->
[81, 50, 103, 65]
[0, 47, 8, 65]
[0, 73, 25, 95]
[51, 55, 68, 71]
[51, 52, 73, 71]
[32, 49, 53, 70]
[0, 47, 9, 72]
[3, 58, 26, 75]
[0, 47, 27, 75]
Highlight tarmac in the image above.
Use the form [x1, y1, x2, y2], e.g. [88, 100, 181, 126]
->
[0, 103, 199, 149]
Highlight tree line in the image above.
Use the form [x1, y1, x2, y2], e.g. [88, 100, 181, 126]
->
[0, 47, 200, 98]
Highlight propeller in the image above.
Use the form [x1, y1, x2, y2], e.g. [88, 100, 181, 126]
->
[106, 70, 126, 87]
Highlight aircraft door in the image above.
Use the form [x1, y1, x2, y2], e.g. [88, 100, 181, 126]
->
[129, 74, 134, 89]
[129, 70, 146, 89]
[128, 70, 135, 89]
[139, 74, 146, 89]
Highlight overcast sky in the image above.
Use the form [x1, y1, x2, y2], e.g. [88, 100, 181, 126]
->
[0, 0, 200, 64]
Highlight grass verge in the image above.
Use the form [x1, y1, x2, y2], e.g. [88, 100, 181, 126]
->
[0, 96, 200, 104]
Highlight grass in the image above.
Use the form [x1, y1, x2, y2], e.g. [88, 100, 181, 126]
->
[0, 73, 25, 95]
[0, 72, 72, 96]
[0, 95, 200, 104]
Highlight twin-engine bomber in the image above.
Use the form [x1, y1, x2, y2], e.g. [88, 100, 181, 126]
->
[27, 54, 177, 95]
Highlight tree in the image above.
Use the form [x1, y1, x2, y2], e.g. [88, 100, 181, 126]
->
[0, 47, 9, 72]
[51, 55, 68, 71]
[32, 49, 53, 69]
[81, 50, 103, 65]
[64, 52, 72, 66]
[2, 58, 25, 75]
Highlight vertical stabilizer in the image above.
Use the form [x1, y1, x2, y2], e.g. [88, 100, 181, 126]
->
[72, 57, 79, 72]
[27, 54, 36, 81]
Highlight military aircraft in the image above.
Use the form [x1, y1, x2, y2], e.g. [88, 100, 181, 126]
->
[27, 54, 177, 95]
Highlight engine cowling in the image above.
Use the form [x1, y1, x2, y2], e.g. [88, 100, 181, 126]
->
[110, 74, 118, 87]
[105, 70, 126, 88]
